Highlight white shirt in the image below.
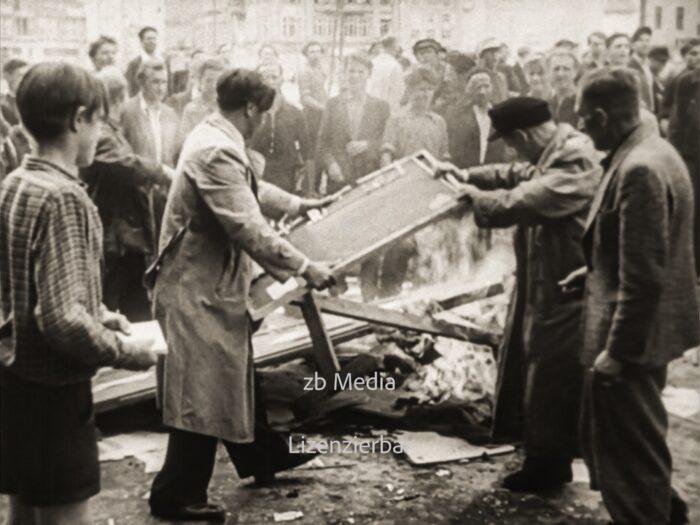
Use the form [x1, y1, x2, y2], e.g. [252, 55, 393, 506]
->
[140, 93, 163, 163]
[473, 104, 491, 164]
[367, 53, 405, 112]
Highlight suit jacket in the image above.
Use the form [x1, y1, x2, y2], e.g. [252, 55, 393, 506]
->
[120, 96, 179, 168]
[81, 118, 169, 257]
[446, 102, 506, 169]
[317, 93, 390, 191]
[628, 56, 654, 112]
[548, 94, 578, 128]
[152, 112, 306, 442]
[166, 89, 193, 117]
[513, 63, 529, 96]
[581, 123, 700, 368]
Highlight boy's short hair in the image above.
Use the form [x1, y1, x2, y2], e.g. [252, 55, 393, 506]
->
[138, 26, 157, 40]
[606, 33, 630, 49]
[88, 35, 117, 60]
[648, 46, 670, 62]
[546, 49, 580, 70]
[98, 66, 127, 106]
[447, 52, 476, 75]
[588, 31, 606, 44]
[404, 66, 438, 90]
[680, 38, 700, 57]
[3, 59, 28, 77]
[632, 26, 652, 42]
[136, 59, 166, 84]
[216, 68, 275, 113]
[194, 57, 225, 80]
[302, 41, 323, 57]
[343, 53, 373, 73]
[17, 62, 106, 141]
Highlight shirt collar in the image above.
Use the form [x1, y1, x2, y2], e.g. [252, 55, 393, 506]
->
[139, 92, 161, 114]
[207, 112, 246, 156]
[345, 90, 366, 104]
[140, 49, 162, 63]
[23, 156, 85, 187]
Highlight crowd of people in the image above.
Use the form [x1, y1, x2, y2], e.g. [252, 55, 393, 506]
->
[0, 20, 699, 525]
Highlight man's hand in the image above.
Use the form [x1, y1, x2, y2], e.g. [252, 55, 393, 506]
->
[327, 162, 344, 183]
[116, 340, 159, 371]
[435, 160, 469, 183]
[346, 140, 369, 157]
[302, 262, 336, 291]
[559, 266, 587, 296]
[593, 350, 623, 377]
[102, 310, 131, 335]
[162, 165, 177, 181]
[298, 195, 337, 215]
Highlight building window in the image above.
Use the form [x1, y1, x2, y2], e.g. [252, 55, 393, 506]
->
[655, 6, 662, 29]
[380, 18, 391, 35]
[343, 14, 368, 37]
[676, 6, 684, 30]
[257, 16, 270, 38]
[15, 16, 28, 35]
[282, 16, 301, 38]
[314, 15, 334, 37]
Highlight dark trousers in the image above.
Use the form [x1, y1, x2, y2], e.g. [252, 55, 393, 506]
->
[149, 378, 289, 509]
[682, 155, 700, 276]
[103, 252, 151, 322]
[580, 366, 677, 525]
[523, 352, 583, 462]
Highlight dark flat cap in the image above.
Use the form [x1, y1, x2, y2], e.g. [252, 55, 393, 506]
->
[488, 97, 552, 141]
[632, 26, 652, 42]
[413, 38, 443, 56]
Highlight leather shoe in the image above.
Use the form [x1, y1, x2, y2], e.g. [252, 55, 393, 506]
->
[501, 458, 572, 493]
[253, 451, 319, 486]
[150, 502, 226, 522]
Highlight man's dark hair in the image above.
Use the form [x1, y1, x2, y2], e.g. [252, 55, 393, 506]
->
[447, 52, 476, 75]
[3, 59, 28, 76]
[588, 31, 606, 45]
[380, 36, 398, 51]
[404, 66, 438, 90]
[606, 33, 630, 49]
[343, 53, 373, 73]
[195, 57, 225, 80]
[632, 26, 652, 42]
[88, 35, 117, 60]
[680, 38, 700, 57]
[580, 67, 640, 122]
[138, 26, 158, 40]
[464, 67, 493, 84]
[16, 62, 106, 141]
[136, 59, 166, 84]
[216, 68, 275, 112]
[648, 46, 670, 62]
[302, 41, 323, 57]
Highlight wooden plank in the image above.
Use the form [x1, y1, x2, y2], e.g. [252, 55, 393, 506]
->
[298, 292, 340, 382]
[296, 295, 486, 342]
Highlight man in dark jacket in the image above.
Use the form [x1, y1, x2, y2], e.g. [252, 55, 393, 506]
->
[574, 67, 698, 525]
[440, 97, 601, 492]
[317, 53, 389, 194]
[81, 67, 174, 321]
[250, 62, 310, 194]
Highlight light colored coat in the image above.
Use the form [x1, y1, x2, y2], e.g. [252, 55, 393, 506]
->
[151, 113, 306, 442]
[120, 95, 179, 167]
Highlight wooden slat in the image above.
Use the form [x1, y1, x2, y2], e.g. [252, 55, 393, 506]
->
[298, 292, 340, 382]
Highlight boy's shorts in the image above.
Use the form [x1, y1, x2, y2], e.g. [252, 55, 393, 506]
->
[0, 368, 100, 507]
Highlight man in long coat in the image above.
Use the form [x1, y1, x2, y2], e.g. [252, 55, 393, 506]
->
[441, 97, 601, 492]
[147, 69, 335, 522]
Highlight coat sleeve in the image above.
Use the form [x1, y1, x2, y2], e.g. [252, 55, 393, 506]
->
[317, 101, 337, 169]
[192, 148, 307, 282]
[605, 165, 669, 364]
[258, 180, 301, 219]
[89, 129, 168, 186]
[468, 162, 531, 190]
[470, 163, 598, 228]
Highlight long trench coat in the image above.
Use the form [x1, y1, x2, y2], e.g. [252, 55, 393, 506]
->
[462, 124, 602, 441]
[151, 113, 307, 443]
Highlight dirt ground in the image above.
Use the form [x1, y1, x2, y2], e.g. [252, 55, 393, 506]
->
[2, 357, 698, 525]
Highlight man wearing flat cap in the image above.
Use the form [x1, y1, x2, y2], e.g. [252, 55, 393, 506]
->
[413, 38, 448, 104]
[439, 96, 602, 492]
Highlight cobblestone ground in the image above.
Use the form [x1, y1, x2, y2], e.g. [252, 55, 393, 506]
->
[1, 359, 698, 525]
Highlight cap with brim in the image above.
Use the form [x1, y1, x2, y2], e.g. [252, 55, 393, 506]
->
[413, 38, 442, 56]
[487, 96, 552, 141]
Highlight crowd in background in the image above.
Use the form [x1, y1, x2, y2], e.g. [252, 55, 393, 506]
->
[0, 25, 698, 314]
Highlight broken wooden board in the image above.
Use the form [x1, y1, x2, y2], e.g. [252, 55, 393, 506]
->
[395, 431, 515, 465]
[93, 280, 505, 413]
[249, 150, 465, 320]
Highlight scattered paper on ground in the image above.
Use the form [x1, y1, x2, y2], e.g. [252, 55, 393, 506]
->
[662, 386, 700, 419]
[273, 510, 304, 522]
[572, 459, 590, 484]
[98, 432, 168, 474]
[395, 431, 514, 465]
